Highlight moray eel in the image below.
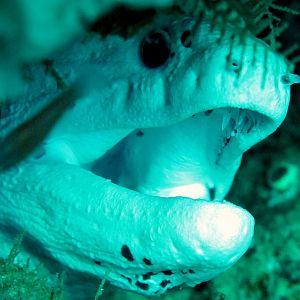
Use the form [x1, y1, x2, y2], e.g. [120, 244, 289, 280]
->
[0, 7, 295, 299]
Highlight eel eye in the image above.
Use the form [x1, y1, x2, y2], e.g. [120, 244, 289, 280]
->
[140, 30, 171, 68]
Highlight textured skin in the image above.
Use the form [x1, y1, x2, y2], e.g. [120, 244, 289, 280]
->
[0, 162, 254, 296]
[0, 10, 291, 298]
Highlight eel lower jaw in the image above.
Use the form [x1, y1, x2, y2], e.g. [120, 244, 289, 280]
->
[0, 161, 254, 297]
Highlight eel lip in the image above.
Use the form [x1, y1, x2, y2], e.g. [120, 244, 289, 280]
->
[195, 200, 255, 265]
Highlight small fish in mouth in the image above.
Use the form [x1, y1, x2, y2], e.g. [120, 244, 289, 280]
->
[0, 3, 298, 299]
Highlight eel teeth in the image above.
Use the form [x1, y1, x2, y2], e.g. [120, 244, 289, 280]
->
[222, 110, 238, 138]
[222, 109, 256, 138]
[237, 109, 245, 127]
[240, 116, 254, 134]
[222, 110, 232, 131]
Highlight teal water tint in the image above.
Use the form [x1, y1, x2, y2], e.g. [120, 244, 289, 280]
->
[0, 1, 299, 300]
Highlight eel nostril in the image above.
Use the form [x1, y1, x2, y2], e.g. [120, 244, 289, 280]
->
[281, 73, 300, 85]
[281, 74, 291, 84]
[227, 58, 241, 74]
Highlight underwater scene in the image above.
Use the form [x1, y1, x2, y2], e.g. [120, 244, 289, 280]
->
[0, 0, 300, 299]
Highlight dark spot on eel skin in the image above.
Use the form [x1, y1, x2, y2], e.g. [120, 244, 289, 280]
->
[189, 269, 195, 274]
[143, 272, 156, 280]
[136, 130, 144, 137]
[181, 270, 188, 274]
[160, 280, 171, 288]
[209, 187, 216, 201]
[225, 137, 231, 146]
[121, 245, 134, 261]
[143, 258, 153, 265]
[136, 281, 149, 290]
[33, 148, 46, 160]
[204, 109, 214, 116]
[121, 274, 132, 284]
[94, 260, 101, 265]
[162, 270, 173, 275]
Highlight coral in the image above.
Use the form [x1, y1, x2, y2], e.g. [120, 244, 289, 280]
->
[266, 160, 299, 207]
[0, 234, 65, 300]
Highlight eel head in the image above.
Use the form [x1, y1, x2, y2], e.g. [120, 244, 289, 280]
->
[0, 10, 295, 298]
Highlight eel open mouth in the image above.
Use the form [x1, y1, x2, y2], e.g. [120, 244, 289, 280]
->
[39, 105, 270, 295]
[0, 104, 275, 297]
[87, 106, 273, 202]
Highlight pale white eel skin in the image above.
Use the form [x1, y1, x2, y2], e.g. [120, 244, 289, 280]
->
[0, 8, 294, 299]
